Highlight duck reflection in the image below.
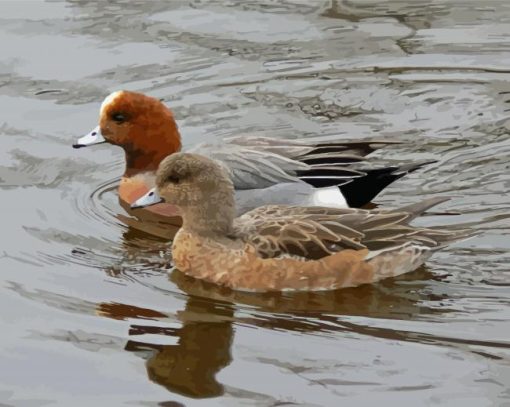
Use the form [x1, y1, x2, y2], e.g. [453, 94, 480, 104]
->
[96, 224, 450, 399]
[98, 296, 233, 398]
[142, 304, 233, 399]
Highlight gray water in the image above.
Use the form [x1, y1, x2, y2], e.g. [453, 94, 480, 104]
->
[0, 1, 509, 406]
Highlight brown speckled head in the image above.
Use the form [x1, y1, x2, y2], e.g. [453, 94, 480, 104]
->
[156, 153, 234, 209]
[99, 90, 182, 176]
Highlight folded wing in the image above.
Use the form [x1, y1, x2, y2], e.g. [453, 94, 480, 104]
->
[235, 198, 472, 260]
[188, 136, 398, 190]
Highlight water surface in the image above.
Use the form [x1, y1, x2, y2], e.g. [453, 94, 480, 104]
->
[0, 1, 509, 406]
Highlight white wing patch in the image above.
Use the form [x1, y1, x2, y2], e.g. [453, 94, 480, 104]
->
[310, 187, 347, 208]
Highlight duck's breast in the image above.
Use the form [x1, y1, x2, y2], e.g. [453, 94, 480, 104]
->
[119, 174, 181, 220]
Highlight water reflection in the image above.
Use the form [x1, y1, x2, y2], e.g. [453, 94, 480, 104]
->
[100, 298, 233, 398]
[1, 0, 509, 403]
[141, 306, 233, 399]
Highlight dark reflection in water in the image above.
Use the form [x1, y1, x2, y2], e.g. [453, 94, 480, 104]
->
[106, 298, 233, 399]
[1, 0, 510, 404]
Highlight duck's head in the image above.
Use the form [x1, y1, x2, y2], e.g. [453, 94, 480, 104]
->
[132, 153, 236, 233]
[133, 153, 233, 209]
[74, 90, 182, 175]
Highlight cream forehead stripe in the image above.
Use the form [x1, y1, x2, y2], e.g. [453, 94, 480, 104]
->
[100, 91, 124, 115]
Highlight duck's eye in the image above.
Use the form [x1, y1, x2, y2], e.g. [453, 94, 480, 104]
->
[167, 175, 180, 184]
[111, 113, 126, 123]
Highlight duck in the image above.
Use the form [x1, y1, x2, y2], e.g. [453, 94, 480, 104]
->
[73, 90, 433, 222]
[132, 152, 473, 292]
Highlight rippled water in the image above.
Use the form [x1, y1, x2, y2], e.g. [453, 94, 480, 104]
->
[1, 1, 509, 405]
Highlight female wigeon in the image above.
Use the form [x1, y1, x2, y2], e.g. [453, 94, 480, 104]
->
[133, 152, 472, 292]
[74, 91, 432, 222]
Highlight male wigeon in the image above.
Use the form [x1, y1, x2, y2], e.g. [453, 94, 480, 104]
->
[74, 91, 432, 221]
[133, 153, 473, 292]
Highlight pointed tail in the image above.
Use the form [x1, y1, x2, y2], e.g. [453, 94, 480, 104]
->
[338, 160, 436, 208]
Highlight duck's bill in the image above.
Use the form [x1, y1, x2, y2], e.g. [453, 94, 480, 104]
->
[131, 188, 164, 209]
[73, 126, 106, 148]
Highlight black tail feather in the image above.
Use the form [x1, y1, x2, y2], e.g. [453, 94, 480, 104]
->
[338, 161, 436, 208]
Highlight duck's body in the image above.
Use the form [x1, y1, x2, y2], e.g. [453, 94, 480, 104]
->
[171, 230, 372, 292]
[74, 91, 433, 223]
[136, 153, 473, 292]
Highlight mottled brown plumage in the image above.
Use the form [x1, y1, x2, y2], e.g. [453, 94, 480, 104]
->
[139, 153, 473, 292]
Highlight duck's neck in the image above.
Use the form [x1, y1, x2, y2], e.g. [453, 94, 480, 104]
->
[180, 190, 236, 238]
[123, 123, 182, 178]
[124, 146, 179, 177]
